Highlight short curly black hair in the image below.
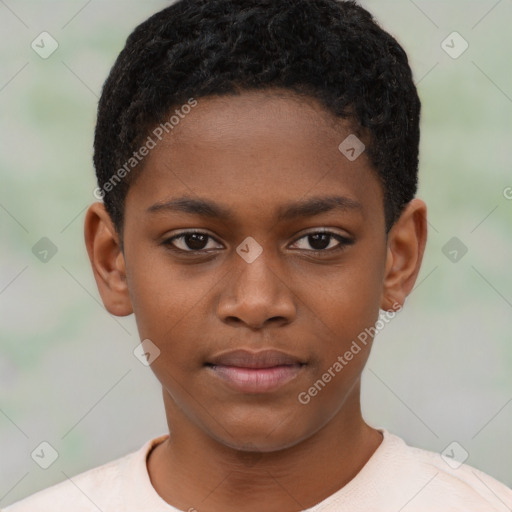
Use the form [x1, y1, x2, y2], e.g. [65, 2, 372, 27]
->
[93, 0, 420, 237]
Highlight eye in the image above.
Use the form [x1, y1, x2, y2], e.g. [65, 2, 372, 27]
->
[163, 231, 223, 253]
[162, 229, 353, 255]
[289, 230, 354, 254]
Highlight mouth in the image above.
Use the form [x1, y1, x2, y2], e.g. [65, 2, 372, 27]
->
[205, 349, 305, 393]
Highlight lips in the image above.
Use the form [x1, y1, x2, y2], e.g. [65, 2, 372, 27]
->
[206, 349, 305, 393]
[208, 349, 304, 368]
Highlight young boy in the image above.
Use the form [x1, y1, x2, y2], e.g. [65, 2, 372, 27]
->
[5, 0, 511, 510]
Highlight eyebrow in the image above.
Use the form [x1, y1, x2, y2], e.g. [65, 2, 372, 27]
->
[146, 195, 362, 221]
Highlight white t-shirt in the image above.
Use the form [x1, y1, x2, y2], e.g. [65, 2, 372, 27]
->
[4, 429, 511, 511]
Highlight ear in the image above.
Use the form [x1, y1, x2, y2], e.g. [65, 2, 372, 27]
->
[381, 198, 428, 311]
[84, 202, 133, 317]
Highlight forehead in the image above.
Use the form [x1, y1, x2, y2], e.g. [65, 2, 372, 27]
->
[170, 89, 348, 142]
[125, 90, 384, 226]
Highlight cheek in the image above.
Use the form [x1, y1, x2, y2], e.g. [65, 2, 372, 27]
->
[300, 253, 386, 392]
[310, 259, 384, 339]
[125, 251, 223, 375]
[125, 250, 203, 336]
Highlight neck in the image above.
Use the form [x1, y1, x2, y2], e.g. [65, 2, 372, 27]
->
[147, 383, 383, 512]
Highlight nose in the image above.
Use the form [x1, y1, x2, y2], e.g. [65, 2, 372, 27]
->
[216, 248, 297, 330]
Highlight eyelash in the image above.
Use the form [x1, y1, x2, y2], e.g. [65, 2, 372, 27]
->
[162, 229, 354, 256]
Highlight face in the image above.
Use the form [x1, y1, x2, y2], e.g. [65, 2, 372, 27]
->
[87, 90, 426, 454]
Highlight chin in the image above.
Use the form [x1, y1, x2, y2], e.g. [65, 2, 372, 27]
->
[208, 417, 314, 454]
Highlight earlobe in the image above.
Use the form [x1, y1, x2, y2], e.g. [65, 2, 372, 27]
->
[84, 202, 133, 317]
[380, 199, 428, 311]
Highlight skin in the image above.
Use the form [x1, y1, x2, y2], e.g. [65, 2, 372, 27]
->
[84, 89, 427, 512]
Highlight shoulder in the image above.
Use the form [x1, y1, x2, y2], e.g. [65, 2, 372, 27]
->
[3, 454, 132, 512]
[3, 436, 166, 512]
[380, 431, 512, 511]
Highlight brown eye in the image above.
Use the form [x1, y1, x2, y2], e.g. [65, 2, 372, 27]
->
[163, 231, 223, 252]
[290, 231, 354, 254]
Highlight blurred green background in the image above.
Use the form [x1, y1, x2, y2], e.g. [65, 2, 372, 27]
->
[1, 0, 511, 506]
